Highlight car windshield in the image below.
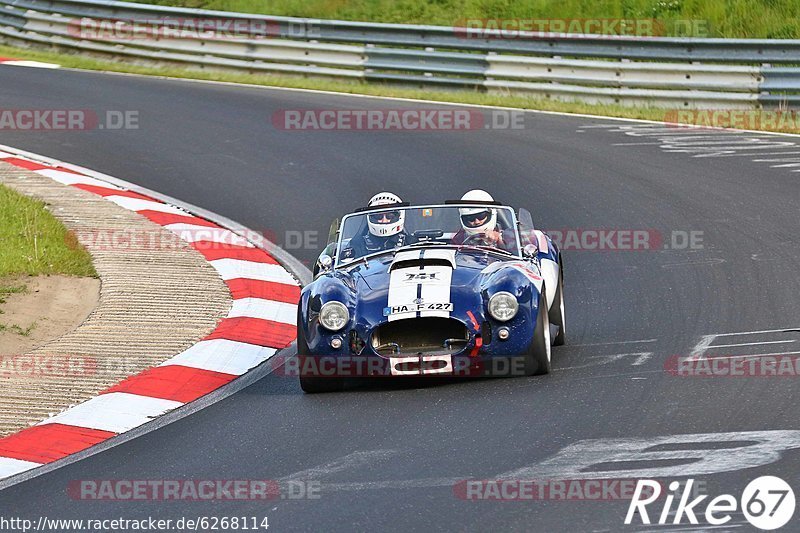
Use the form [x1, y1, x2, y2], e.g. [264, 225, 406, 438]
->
[336, 204, 520, 265]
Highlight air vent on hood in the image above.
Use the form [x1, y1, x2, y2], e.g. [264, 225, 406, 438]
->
[389, 249, 457, 270]
[390, 258, 453, 271]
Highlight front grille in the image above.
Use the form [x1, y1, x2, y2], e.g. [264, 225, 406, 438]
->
[371, 317, 469, 356]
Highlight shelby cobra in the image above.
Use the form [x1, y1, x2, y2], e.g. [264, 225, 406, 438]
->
[297, 197, 565, 393]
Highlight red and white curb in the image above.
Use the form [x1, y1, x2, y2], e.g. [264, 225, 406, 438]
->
[0, 147, 300, 480]
[0, 57, 60, 69]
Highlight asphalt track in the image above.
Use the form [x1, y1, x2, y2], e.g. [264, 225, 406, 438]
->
[1, 66, 800, 532]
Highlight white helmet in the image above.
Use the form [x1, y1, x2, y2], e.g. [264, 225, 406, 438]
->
[459, 189, 497, 235]
[367, 192, 405, 237]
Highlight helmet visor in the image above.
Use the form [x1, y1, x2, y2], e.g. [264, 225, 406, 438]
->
[461, 210, 491, 227]
[368, 210, 401, 224]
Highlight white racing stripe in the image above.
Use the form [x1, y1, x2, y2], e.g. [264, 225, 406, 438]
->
[419, 265, 453, 319]
[37, 393, 183, 434]
[386, 250, 454, 321]
[228, 298, 297, 325]
[386, 267, 422, 322]
[161, 339, 277, 375]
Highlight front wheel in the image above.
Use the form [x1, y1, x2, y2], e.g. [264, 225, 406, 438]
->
[524, 290, 552, 376]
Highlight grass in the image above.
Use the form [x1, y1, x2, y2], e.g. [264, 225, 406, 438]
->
[0, 185, 95, 336]
[4, 42, 800, 135]
[0, 184, 96, 278]
[0, 321, 37, 337]
[132, 0, 800, 38]
[0, 286, 34, 337]
[0, 285, 27, 310]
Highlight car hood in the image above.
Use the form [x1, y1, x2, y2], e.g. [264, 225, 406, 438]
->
[340, 247, 510, 322]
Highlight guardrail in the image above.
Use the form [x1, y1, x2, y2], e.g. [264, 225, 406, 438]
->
[1, 0, 799, 108]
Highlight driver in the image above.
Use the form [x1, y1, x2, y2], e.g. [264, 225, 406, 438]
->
[346, 192, 412, 259]
[451, 189, 514, 251]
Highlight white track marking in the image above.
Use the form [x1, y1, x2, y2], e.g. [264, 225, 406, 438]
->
[164, 224, 253, 247]
[710, 340, 796, 349]
[0, 60, 59, 69]
[320, 477, 466, 492]
[105, 196, 187, 215]
[571, 339, 657, 347]
[290, 431, 800, 495]
[498, 430, 800, 481]
[37, 393, 182, 434]
[0, 458, 42, 478]
[35, 168, 121, 188]
[690, 335, 720, 360]
[278, 450, 402, 482]
[599, 123, 800, 173]
[209, 258, 299, 285]
[228, 298, 296, 325]
[704, 350, 800, 360]
[556, 352, 653, 371]
[161, 339, 276, 375]
[632, 353, 653, 366]
[707, 328, 800, 336]
[690, 329, 800, 360]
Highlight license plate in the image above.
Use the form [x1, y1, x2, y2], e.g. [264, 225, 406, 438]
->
[383, 302, 453, 316]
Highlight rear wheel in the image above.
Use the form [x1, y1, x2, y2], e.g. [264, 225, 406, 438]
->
[524, 290, 552, 376]
[297, 313, 345, 393]
[548, 259, 566, 346]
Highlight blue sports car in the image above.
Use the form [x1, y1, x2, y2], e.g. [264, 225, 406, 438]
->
[297, 194, 565, 392]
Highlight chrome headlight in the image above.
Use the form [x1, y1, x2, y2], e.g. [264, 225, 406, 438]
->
[319, 301, 349, 331]
[488, 291, 518, 322]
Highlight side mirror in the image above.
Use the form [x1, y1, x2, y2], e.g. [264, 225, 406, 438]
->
[523, 244, 538, 259]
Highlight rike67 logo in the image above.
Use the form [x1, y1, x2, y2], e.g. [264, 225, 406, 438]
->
[626, 476, 795, 530]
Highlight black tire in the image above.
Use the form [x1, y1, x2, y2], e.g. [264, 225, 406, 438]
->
[548, 259, 566, 347]
[524, 290, 552, 376]
[297, 312, 345, 393]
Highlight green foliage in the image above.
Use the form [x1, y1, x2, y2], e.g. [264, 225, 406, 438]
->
[0, 185, 96, 277]
[133, 0, 800, 38]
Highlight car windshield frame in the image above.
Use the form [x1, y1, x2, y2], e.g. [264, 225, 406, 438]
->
[333, 203, 523, 268]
